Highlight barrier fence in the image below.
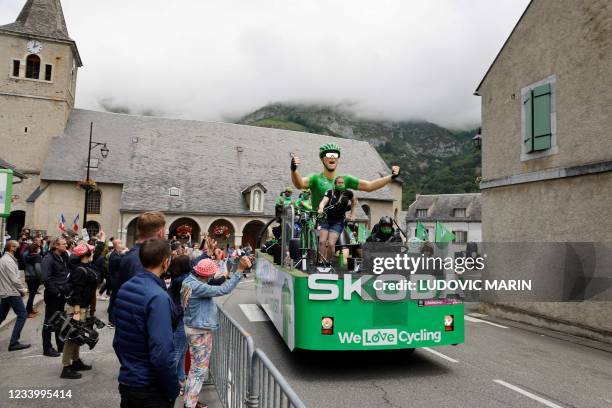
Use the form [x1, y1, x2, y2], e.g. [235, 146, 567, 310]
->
[209, 304, 305, 408]
[251, 349, 306, 408]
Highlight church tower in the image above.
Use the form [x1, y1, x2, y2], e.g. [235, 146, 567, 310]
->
[0, 0, 82, 230]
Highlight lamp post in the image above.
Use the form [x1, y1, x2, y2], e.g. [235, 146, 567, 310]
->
[473, 127, 482, 149]
[82, 121, 109, 230]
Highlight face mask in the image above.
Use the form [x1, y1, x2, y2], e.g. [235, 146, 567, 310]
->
[380, 226, 393, 235]
[334, 181, 346, 191]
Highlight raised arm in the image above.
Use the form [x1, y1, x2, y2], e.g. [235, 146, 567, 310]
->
[290, 156, 310, 189]
[357, 166, 400, 192]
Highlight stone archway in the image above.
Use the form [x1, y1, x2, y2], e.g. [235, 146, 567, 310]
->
[126, 217, 138, 248]
[85, 220, 101, 239]
[208, 219, 235, 250]
[362, 204, 372, 230]
[169, 217, 201, 246]
[241, 220, 266, 249]
[6, 210, 25, 241]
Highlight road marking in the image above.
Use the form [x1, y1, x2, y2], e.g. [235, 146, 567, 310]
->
[493, 380, 564, 408]
[465, 315, 508, 329]
[422, 347, 459, 363]
[18, 350, 103, 360]
[239, 304, 269, 322]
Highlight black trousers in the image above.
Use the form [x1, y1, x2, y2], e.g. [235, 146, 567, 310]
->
[42, 289, 65, 352]
[119, 384, 174, 408]
[25, 278, 40, 314]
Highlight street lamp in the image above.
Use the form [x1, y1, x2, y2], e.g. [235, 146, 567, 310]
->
[473, 127, 482, 149]
[82, 121, 109, 230]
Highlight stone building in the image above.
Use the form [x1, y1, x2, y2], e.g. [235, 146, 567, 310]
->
[474, 0, 612, 340]
[0, 0, 402, 247]
[405, 193, 481, 246]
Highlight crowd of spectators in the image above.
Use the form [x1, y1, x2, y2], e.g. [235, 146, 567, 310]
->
[0, 213, 252, 407]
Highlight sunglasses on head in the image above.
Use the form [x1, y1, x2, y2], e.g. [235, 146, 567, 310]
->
[324, 152, 339, 159]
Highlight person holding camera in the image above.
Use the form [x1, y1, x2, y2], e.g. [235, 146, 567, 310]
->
[61, 242, 98, 379]
[180, 256, 251, 408]
[41, 237, 70, 357]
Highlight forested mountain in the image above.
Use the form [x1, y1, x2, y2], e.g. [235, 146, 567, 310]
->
[238, 103, 480, 208]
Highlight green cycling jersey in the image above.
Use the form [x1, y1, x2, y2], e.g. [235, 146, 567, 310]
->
[295, 196, 313, 212]
[276, 195, 294, 208]
[307, 172, 358, 209]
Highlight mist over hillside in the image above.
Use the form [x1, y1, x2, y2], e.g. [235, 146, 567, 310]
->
[238, 103, 481, 208]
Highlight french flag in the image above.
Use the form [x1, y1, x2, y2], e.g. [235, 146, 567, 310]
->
[72, 214, 80, 232]
[59, 214, 66, 232]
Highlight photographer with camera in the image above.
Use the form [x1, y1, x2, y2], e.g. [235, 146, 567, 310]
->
[60, 242, 98, 379]
[41, 237, 70, 357]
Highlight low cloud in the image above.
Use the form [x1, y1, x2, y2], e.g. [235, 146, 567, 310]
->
[1, 0, 530, 128]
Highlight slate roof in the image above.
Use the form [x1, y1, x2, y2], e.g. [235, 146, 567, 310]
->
[0, 157, 27, 179]
[41, 109, 397, 217]
[0, 0, 82, 66]
[405, 193, 481, 222]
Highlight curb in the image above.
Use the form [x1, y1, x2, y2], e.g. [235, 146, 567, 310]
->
[478, 304, 612, 353]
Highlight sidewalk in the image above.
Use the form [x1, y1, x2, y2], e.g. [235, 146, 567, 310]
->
[0, 295, 223, 407]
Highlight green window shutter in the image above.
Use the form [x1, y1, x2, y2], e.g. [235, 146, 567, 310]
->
[523, 93, 533, 152]
[532, 83, 552, 151]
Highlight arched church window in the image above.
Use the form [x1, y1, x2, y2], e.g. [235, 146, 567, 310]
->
[85, 221, 100, 237]
[25, 54, 40, 79]
[86, 190, 101, 214]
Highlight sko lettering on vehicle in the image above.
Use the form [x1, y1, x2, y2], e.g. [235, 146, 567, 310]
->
[308, 273, 459, 301]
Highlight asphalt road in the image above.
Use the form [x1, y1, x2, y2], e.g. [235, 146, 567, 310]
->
[221, 279, 612, 408]
[1, 281, 611, 408]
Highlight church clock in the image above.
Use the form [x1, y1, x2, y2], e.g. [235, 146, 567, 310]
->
[26, 39, 42, 54]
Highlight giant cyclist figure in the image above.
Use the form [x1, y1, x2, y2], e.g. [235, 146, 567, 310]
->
[290, 143, 400, 265]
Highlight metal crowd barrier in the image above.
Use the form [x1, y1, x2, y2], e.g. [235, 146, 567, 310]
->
[250, 349, 306, 408]
[209, 304, 306, 408]
[210, 305, 255, 408]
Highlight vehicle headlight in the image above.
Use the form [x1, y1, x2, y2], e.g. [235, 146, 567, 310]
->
[321, 317, 334, 335]
[444, 315, 454, 331]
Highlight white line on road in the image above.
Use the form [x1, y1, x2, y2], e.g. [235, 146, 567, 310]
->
[239, 304, 269, 322]
[494, 380, 564, 408]
[422, 347, 459, 363]
[239, 279, 254, 284]
[465, 315, 508, 329]
[18, 350, 104, 359]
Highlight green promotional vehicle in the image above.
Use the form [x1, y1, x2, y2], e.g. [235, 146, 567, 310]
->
[255, 207, 464, 351]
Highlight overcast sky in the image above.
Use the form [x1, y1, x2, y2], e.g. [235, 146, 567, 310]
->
[1, 0, 529, 128]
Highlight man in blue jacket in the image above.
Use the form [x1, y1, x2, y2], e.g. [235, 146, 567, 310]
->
[117, 212, 167, 291]
[113, 238, 179, 407]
